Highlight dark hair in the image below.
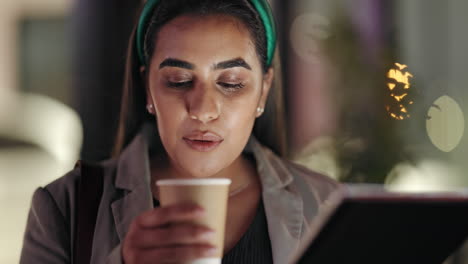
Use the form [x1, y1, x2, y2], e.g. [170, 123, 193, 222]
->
[113, 0, 286, 157]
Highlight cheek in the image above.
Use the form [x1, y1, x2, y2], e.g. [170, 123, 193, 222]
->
[151, 93, 185, 142]
[222, 100, 258, 149]
[224, 104, 257, 131]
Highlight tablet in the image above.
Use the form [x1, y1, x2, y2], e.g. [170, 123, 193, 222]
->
[290, 184, 468, 264]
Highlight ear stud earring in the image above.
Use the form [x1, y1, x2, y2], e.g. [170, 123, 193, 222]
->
[146, 104, 154, 114]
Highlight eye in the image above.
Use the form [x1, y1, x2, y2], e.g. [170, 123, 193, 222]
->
[217, 82, 245, 91]
[167, 81, 193, 89]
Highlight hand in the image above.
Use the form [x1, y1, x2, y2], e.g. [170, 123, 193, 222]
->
[122, 204, 217, 264]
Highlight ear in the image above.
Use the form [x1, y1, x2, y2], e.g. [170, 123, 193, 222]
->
[257, 67, 274, 117]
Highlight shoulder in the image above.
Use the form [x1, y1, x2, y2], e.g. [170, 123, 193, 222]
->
[22, 166, 85, 262]
[39, 158, 119, 220]
[260, 145, 341, 201]
[284, 159, 340, 200]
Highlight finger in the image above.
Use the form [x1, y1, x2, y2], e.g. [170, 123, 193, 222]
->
[131, 223, 215, 248]
[127, 245, 218, 264]
[137, 204, 205, 228]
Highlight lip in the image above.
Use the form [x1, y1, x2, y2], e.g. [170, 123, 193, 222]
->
[183, 131, 224, 152]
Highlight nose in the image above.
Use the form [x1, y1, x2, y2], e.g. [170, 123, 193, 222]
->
[186, 84, 220, 123]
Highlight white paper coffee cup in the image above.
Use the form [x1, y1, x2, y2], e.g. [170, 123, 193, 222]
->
[156, 178, 231, 264]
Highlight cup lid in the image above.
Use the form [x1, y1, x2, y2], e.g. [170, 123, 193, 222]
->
[156, 178, 232, 186]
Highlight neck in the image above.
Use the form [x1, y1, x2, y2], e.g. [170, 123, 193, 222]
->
[150, 153, 258, 200]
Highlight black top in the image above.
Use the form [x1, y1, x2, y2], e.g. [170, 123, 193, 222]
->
[153, 199, 273, 263]
[222, 199, 273, 263]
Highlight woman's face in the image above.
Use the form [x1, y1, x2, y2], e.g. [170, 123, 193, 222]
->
[145, 14, 273, 178]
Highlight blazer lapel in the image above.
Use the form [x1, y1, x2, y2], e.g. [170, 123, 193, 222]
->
[247, 137, 304, 264]
[111, 185, 152, 241]
[263, 188, 303, 264]
[111, 134, 153, 241]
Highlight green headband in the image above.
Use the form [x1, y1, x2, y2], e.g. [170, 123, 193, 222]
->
[136, 0, 277, 67]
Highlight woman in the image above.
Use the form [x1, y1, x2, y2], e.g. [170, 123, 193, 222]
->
[20, 0, 340, 263]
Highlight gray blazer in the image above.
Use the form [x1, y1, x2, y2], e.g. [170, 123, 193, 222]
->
[20, 133, 340, 264]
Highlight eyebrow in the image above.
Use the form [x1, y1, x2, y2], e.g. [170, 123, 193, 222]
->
[214, 58, 252, 71]
[159, 58, 195, 70]
[159, 57, 252, 71]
